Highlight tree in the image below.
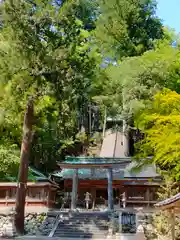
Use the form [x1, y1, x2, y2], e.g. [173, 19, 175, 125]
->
[75, 0, 99, 30]
[92, 1, 175, 128]
[14, 98, 34, 235]
[0, 0, 99, 173]
[97, 37, 180, 121]
[95, 0, 164, 58]
[134, 89, 180, 180]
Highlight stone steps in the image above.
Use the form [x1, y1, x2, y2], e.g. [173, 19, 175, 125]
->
[53, 212, 110, 238]
[53, 230, 108, 237]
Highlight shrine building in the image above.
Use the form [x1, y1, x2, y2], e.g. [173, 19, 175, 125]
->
[51, 117, 162, 211]
[51, 156, 161, 211]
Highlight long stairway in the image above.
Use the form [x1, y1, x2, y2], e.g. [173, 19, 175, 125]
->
[53, 212, 110, 239]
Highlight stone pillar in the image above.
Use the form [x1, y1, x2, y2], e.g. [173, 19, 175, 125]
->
[107, 168, 114, 210]
[136, 212, 139, 231]
[71, 169, 78, 210]
[136, 211, 145, 240]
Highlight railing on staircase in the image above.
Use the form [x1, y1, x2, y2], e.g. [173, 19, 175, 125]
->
[48, 197, 69, 237]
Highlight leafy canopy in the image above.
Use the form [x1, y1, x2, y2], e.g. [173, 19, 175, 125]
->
[0, 144, 20, 180]
[135, 89, 180, 180]
[95, 0, 164, 58]
[0, 0, 99, 174]
[98, 38, 180, 120]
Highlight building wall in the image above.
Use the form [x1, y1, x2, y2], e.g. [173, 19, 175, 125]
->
[0, 182, 56, 208]
[63, 179, 159, 207]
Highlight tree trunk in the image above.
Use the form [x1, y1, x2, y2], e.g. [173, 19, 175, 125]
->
[102, 106, 107, 139]
[14, 98, 34, 235]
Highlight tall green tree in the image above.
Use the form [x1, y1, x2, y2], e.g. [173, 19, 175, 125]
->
[95, 0, 164, 58]
[0, 0, 99, 174]
[97, 38, 180, 120]
[93, 31, 180, 156]
[92, 0, 166, 124]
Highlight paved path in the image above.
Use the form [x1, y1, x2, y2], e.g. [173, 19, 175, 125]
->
[13, 234, 146, 240]
[15, 234, 144, 240]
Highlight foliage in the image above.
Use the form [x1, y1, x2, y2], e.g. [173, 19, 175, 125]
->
[97, 38, 180, 121]
[0, 0, 177, 179]
[151, 213, 180, 240]
[87, 132, 103, 156]
[135, 89, 180, 180]
[95, 0, 164, 58]
[0, 144, 20, 180]
[76, 0, 99, 30]
[93, 1, 166, 118]
[0, 0, 99, 175]
[157, 173, 179, 200]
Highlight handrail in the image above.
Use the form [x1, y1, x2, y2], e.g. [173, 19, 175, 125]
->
[48, 213, 60, 237]
[48, 197, 69, 237]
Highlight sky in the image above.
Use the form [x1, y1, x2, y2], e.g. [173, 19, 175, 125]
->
[156, 0, 180, 33]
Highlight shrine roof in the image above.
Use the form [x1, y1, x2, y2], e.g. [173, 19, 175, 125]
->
[53, 161, 160, 180]
[62, 156, 131, 164]
[0, 167, 48, 182]
[155, 193, 180, 209]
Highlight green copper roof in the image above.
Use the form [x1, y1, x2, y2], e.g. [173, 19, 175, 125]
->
[56, 169, 92, 179]
[53, 168, 122, 179]
[53, 162, 160, 180]
[4, 167, 48, 182]
[63, 156, 131, 165]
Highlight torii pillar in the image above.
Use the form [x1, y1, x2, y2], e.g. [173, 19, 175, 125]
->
[107, 167, 114, 210]
[71, 169, 78, 210]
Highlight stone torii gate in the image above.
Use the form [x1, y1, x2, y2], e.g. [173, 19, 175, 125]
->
[59, 157, 130, 211]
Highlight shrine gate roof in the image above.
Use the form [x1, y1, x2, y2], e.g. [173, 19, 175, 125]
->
[58, 156, 132, 169]
[63, 156, 131, 164]
[54, 157, 160, 180]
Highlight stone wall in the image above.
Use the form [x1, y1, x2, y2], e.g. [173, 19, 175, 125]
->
[0, 212, 56, 238]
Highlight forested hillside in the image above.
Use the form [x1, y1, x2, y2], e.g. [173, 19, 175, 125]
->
[0, 0, 180, 181]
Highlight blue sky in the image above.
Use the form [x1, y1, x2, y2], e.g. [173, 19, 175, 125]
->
[156, 0, 180, 33]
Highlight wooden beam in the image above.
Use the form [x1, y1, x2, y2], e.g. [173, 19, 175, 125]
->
[59, 162, 130, 169]
[146, 187, 150, 207]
